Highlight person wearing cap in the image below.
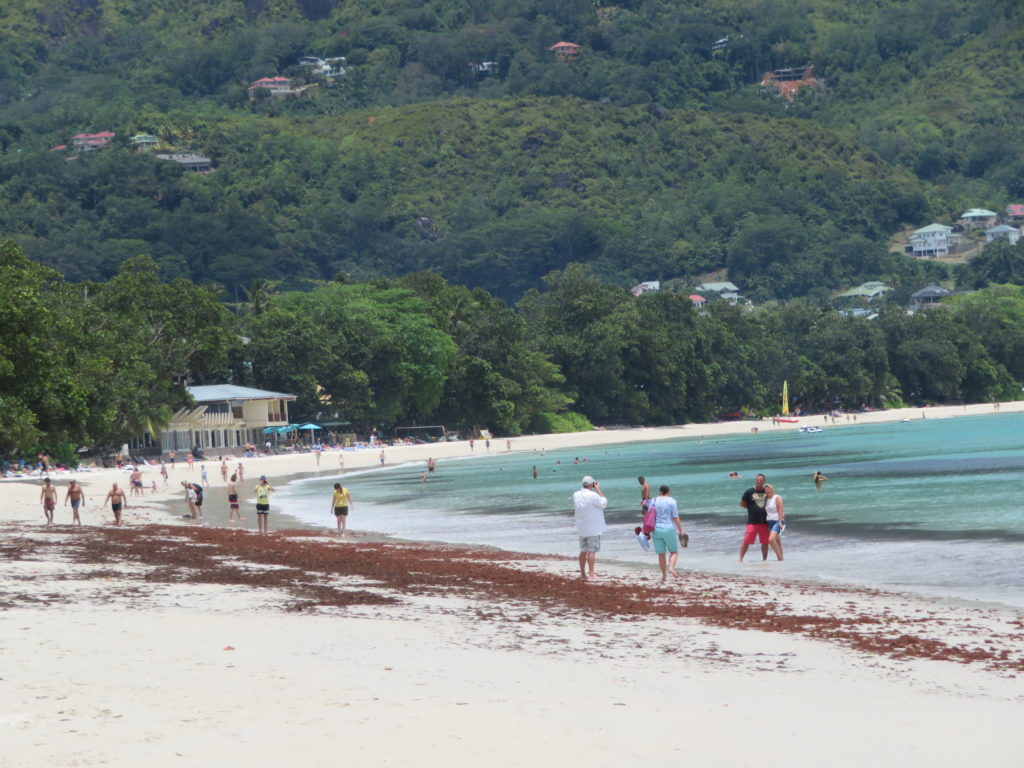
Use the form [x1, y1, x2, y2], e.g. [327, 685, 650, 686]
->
[255, 476, 275, 533]
[572, 475, 608, 581]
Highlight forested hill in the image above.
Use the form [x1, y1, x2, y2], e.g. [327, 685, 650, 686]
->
[1, 0, 1022, 300]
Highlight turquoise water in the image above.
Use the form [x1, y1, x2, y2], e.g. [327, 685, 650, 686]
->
[275, 413, 1024, 609]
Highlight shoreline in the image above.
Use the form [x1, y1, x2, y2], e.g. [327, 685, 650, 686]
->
[3, 402, 1023, 766]
[2, 521, 1021, 767]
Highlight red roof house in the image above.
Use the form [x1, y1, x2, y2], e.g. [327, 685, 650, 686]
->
[549, 41, 581, 62]
[71, 131, 115, 150]
[248, 77, 293, 96]
[1006, 204, 1024, 223]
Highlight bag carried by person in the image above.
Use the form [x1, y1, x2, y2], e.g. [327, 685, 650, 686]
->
[641, 498, 656, 535]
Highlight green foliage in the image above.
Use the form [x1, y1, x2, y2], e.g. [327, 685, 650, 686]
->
[527, 411, 594, 434]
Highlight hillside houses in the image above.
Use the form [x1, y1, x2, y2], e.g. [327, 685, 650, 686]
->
[72, 131, 115, 150]
[905, 223, 962, 257]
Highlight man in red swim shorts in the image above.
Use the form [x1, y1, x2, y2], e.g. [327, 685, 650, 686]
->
[739, 473, 770, 562]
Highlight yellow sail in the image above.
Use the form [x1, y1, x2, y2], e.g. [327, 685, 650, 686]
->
[782, 380, 789, 416]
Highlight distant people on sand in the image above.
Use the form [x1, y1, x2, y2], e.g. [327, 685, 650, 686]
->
[764, 484, 785, 561]
[64, 479, 85, 525]
[739, 473, 770, 562]
[200, 465, 209, 487]
[220, 459, 228, 483]
[236, 462, 245, 483]
[651, 485, 687, 581]
[40, 478, 57, 525]
[227, 474, 243, 521]
[160, 463, 168, 486]
[186, 453, 194, 472]
[314, 445, 322, 467]
[330, 483, 353, 537]
[105, 483, 128, 526]
[338, 453, 345, 472]
[255, 476, 275, 533]
[812, 470, 828, 490]
[573, 475, 607, 581]
[379, 450, 386, 466]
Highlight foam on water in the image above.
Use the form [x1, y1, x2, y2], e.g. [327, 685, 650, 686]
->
[274, 413, 1024, 609]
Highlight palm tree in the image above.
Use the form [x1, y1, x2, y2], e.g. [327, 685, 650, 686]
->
[242, 278, 281, 316]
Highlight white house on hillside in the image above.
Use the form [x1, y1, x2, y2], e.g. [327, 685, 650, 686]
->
[984, 224, 1020, 246]
[906, 223, 961, 257]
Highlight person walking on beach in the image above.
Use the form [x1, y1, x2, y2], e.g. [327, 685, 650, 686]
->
[160, 463, 168, 487]
[651, 485, 687, 581]
[812, 470, 828, 490]
[379, 450, 385, 466]
[40, 478, 57, 525]
[739, 473, 770, 562]
[105, 483, 128, 526]
[201, 464, 209, 487]
[182, 481, 200, 518]
[314, 445, 322, 467]
[236, 462, 245, 483]
[764, 483, 785, 561]
[330, 483, 353, 537]
[573, 475, 608, 581]
[227, 474, 243, 521]
[338, 453, 345, 473]
[220, 459, 228, 483]
[255, 476, 275, 533]
[638, 476, 651, 509]
[64, 479, 85, 525]
[186, 453, 194, 472]
[129, 467, 144, 497]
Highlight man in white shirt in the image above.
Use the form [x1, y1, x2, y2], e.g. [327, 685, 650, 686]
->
[573, 475, 608, 581]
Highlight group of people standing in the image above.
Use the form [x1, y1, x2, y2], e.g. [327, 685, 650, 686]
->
[572, 471, 791, 581]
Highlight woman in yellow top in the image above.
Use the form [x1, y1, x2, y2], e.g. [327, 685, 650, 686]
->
[330, 482, 353, 537]
[254, 476, 275, 533]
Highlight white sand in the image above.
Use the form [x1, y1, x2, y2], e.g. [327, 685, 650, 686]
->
[2, 402, 1023, 766]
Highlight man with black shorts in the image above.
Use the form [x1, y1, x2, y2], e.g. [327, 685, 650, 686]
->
[227, 474, 243, 521]
[255, 476, 275, 533]
[105, 482, 128, 526]
[739, 473, 769, 562]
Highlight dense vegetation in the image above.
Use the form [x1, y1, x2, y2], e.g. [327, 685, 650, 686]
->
[1, 0, 1022, 299]
[3, 1, 1024, 459]
[4, 239, 1024, 461]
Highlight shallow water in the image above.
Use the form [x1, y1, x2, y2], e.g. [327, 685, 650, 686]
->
[275, 413, 1024, 609]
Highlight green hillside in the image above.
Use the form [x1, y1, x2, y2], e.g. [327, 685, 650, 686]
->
[1, 0, 1022, 299]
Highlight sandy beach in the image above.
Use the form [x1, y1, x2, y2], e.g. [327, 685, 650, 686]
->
[2, 402, 1023, 767]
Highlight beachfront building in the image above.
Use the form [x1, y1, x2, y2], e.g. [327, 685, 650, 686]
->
[158, 385, 296, 454]
[905, 223, 961, 258]
[984, 224, 1020, 246]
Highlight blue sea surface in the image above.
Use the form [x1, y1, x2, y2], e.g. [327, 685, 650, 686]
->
[274, 413, 1024, 609]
